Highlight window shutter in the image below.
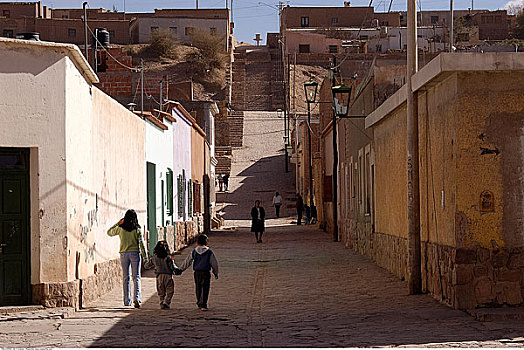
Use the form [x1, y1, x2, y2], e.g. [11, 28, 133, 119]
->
[167, 169, 173, 216]
[188, 180, 193, 216]
[177, 175, 184, 218]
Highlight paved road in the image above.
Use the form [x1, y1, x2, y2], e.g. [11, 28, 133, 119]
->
[2, 225, 523, 347]
[1, 111, 523, 347]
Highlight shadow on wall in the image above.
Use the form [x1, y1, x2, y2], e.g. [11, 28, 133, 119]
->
[218, 154, 297, 221]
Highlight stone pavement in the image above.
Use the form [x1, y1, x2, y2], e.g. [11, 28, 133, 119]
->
[217, 111, 297, 228]
[1, 111, 523, 347]
[1, 225, 524, 347]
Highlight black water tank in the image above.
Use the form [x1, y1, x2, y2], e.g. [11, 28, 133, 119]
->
[96, 28, 110, 47]
[16, 32, 40, 41]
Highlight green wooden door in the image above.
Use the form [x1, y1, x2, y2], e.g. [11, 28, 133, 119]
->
[146, 162, 157, 256]
[0, 148, 30, 306]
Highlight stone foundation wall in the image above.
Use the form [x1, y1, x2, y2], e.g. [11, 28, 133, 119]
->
[449, 246, 524, 309]
[32, 280, 80, 308]
[32, 258, 122, 309]
[80, 259, 122, 308]
[370, 232, 408, 282]
[421, 242, 455, 306]
[343, 222, 524, 309]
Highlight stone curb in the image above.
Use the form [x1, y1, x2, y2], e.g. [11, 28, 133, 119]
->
[467, 307, 524, 322]
[0, 306, 76, 322]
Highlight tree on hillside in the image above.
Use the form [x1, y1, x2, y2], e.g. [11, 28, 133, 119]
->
[185, 29, 228, 88]
[514, 11, 524, 40]
[143, 29, 180, 60]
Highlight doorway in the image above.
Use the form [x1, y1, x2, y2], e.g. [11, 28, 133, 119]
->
[0, 148, 30, 306]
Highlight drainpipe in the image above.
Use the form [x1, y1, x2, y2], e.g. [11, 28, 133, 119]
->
[83, 2, 88, 61]
[450, 0, 454, 52]
[407, 0, 422, 294]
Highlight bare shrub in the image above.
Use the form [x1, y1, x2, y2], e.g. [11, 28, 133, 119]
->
[184, 29, 228, 88]
[143, 29, 180, 60]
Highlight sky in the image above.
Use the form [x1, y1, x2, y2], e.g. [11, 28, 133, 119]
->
[13, 0, 521, 42]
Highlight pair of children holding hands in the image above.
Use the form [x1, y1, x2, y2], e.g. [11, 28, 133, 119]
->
[145, 234, 219, 311]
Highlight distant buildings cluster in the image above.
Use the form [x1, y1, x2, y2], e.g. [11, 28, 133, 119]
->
[0, 1, 231, 48]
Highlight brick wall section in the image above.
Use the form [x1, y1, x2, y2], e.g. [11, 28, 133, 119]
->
[95, 47, 170, 110]
[215, 146, 232, 175]
[231, 48, 246, 111]
[228, 111, 244, 148]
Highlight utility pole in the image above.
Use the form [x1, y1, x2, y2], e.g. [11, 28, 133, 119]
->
[83, 2, 88, 61]
[293, 52, 297, 111]
[196, 0, 199, 9]
[307, 101, 314, 209]
[450, 0, 454, 52]
[407, 0, 421, 294]
[140, 59, 144, 117]
[331, 57, 338, 242]
[159, 79, 163, 112]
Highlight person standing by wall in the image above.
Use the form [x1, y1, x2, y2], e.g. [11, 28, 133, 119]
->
[107, 209, 148, 308]
[296, 194, 304, 225]
[251, 200, 266, 243]
[223, 173, 230, 192]
[272, 191, 283, 218]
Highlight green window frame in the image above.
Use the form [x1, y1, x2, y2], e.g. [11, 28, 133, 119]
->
[167, 169, 173, 216]
[188, 180, 193, 216]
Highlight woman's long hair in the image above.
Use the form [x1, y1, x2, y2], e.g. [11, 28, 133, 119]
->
[120, 209, 140, 232]
[153, 240, 170, 259]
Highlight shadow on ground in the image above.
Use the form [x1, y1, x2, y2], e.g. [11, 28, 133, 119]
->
[218, 154, 297, 222]
[87, 227, 524, 348]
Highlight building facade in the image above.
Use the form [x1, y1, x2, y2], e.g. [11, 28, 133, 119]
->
[322, 52, 524, 309]
[0, 38, 146, 308]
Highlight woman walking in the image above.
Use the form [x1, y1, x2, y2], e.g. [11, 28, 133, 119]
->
[251, 200, 265, 243]
[107, 209, 148, 308]
[272, 191, 283, 218]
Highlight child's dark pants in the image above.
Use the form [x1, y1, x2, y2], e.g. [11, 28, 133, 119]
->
[194, 270, 211, 308]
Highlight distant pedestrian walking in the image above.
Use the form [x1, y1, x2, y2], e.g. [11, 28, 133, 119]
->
[272, 191, 283, 218]
[304, 204, 311, 225]
[251, 200, 265, 243]
[107, 209, 148, 308]
[144, 240, 182, 309]
[223, 173, 230, 192]
[179, 234, 219, 311]
[218, 174, 224, 192]
[296, 194, 304, 225]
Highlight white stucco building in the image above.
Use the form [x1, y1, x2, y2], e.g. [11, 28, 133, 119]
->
[169, 102, 193, 224]
[143, 110, 176, 253]
[0, 38, 146, 308]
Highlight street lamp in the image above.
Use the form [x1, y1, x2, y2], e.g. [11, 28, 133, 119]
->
[331, 83, 352, 242]
[303, 80, 318, 214]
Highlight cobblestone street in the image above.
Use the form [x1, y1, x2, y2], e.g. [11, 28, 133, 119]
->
[1, 111, 523, 347]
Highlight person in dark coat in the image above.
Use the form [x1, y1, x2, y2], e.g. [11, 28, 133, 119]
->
[296, 194, 304, 225]
[251, 200, 265, 243]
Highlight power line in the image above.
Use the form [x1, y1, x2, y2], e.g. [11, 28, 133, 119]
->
[87, 24, 138, 72]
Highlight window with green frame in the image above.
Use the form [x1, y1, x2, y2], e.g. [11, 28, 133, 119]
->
[167, 169, 173, 216]
[177, 174, 184, 219]
[187, 180, 193, 216]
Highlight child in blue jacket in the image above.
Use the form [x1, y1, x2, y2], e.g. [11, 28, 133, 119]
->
[179, 234, 219, 311]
